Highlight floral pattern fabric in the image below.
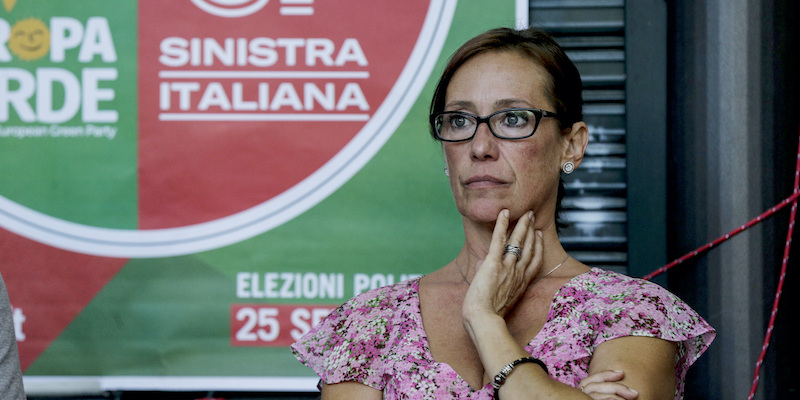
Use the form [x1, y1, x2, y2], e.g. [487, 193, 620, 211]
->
[291, 267, 715, 399]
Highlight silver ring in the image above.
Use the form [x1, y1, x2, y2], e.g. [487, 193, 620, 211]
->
[503, 244, 522, 261]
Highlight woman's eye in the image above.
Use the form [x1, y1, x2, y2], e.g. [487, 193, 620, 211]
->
[503, 112, 528, 127]
[450, 115, 470, 128]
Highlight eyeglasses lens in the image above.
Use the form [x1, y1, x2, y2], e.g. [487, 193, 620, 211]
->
[435, 109, 538, 141]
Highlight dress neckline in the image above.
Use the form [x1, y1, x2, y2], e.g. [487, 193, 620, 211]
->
[410, 267, 599, 393]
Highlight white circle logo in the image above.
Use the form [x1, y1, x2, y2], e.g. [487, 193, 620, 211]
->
[190, 0, 270, 17]
[0, 0, 456, 259]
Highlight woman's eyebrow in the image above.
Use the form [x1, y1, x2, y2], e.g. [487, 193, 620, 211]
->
[495, 98, 532, 108]
[443, 100, 476, 110]
[444, 99, 533, 111]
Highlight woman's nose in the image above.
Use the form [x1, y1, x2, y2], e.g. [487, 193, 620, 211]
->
[470, 122, 499, 160]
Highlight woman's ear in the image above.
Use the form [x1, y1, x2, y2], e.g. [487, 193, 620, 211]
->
[562, 121, 589, 169]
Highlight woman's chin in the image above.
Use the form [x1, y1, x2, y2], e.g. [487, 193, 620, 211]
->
[459, 203, 538, 226]
[460, 205, 509, 224]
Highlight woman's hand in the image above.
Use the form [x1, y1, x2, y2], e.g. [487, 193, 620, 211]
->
[462, 209, 543, 321]
[578, 370, 639, 400]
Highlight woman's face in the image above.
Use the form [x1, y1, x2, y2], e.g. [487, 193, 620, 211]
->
[443, 50, 566, 227]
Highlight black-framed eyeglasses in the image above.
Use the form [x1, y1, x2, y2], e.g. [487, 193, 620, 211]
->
[430, 108, 558, 142]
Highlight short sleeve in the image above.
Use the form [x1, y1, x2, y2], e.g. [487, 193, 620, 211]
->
[586, 276, 714, 365]
[290, 282, 416, 391]
[581, 270, 715, 396]
[532, 268, 715, 398]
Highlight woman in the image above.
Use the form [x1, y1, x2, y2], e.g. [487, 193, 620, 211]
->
[291, 27, 714, 399]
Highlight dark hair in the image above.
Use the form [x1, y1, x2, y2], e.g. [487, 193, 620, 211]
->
[430, 27, 583, 229]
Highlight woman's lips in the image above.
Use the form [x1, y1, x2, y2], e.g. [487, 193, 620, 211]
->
[463, 175, 508, 188]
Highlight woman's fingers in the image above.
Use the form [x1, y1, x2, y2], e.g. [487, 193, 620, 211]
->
[582, 383, 638, 400]
[578, 370, 638, 400]
[486, 209, 541, 283]
[585, 395, 625, 400]
[488, 209, 511, 262]
[586, 395, 627, 400]
[523, 228, 543, 283]
[470, 209, 543, 317]
[517, 214, 535, 266]
[579, 370, 624, 386]
[502, 212, 526, 264]
[497, 210, 534, 264]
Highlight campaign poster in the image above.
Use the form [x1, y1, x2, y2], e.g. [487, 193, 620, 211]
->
[0, 0, 521, 392]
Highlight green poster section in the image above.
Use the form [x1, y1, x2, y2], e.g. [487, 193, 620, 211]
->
[24, 0, 517, 379]
[0, 0, 138, 229]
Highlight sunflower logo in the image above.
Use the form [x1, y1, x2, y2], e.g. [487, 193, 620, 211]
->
[8, 17, 50, 61]
[2, 0, 17, 13]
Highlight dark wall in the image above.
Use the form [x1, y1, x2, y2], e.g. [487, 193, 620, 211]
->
[665, 1, 713, 396]
[665, 0, 800, 398]
[760, 0, 800, 398]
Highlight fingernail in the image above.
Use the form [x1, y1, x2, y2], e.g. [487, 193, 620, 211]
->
[631, 389, 639, 394]
[537, 231, 543, 238]
[528, 211, 534, 220]
[503, 209, 509, 217]
[613, 370, 623, 373]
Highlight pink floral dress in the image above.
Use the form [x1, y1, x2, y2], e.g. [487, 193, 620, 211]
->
[291, 267, 715, 399]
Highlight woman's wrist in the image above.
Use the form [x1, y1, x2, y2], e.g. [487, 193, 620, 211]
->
[462, 303, 503, 332]
[461, 312, 523, 367]
[492, 357, 550, 400]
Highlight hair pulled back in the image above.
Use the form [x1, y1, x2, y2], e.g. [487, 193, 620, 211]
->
[430, 28, 583, 230]
[430, 27, 583, 134]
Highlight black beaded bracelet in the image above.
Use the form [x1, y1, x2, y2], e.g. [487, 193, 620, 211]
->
[492, 356, 549, 399]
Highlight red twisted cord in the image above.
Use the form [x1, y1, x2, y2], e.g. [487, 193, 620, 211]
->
[641, 189, 800, 281]
[641, 126, 800, 399]
[746, 129, 800, 399]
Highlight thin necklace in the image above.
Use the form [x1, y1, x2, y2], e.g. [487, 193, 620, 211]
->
[455, 254, 570, 286]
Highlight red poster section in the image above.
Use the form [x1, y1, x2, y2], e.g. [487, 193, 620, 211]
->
[0, 230, 127, 370]
[138, 1, 429, 228]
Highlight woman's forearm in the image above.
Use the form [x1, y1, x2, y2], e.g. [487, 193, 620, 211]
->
[463, 311, 589, 400]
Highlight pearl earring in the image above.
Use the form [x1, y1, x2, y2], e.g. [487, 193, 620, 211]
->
[562, 161, 575, 174]
[444, 167, 449, 177]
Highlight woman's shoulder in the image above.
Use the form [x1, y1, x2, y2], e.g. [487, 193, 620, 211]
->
[337, 277, 422, 317]
[291, 277, 425, 390]
[293, 277, 423, 351]
[557, 266, 714, 351]
[535, 270, 714, 393]
[552, 267, 714, 341]
[568, 267, 678, 301]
